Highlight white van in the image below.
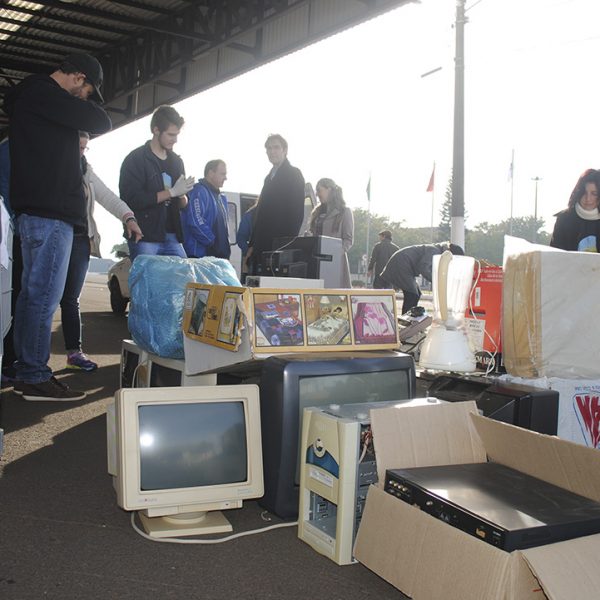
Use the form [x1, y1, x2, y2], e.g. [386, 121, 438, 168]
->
[106, 187, 316, 313]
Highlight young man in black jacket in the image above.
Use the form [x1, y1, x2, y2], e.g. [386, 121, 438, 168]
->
[4, 53, 111, 401]
[119, 105, 194, 261]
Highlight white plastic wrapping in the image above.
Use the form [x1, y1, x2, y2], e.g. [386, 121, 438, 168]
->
[502, 236, 600, 378]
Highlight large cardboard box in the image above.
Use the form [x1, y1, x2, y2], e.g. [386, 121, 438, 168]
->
[502, 240, 600, 379]
[354, 402, 600, 599]
[182, 284, 398, 375]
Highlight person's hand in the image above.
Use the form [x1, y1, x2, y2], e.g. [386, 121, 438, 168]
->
[125, 219, 143, 242]
[170, 174, 195, 198]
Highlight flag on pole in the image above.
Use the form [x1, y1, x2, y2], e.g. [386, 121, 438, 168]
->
[366, 175, 371, 202]
[426, 164, 435, 192]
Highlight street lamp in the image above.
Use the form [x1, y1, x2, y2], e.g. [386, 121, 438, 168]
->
[531, 176, 542, 242]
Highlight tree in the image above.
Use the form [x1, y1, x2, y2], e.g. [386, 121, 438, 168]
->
[348, 209, 435, 275]
[438, 178, 453, 241]
[466, 216, 549, 264]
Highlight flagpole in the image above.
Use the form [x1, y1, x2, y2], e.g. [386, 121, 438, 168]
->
[509, 148, 515, 236]
[430, 161, 436, 242]
[365, 173, 371, 286]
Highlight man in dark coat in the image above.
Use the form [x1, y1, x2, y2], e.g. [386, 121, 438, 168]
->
[247, 134, 305, 272]
[368, 229, 399, 288]
[380, 242, 464, 313]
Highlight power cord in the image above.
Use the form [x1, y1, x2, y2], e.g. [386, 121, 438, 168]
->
[130, 512, 298, 544]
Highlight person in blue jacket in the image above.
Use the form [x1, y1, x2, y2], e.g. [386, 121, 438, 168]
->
[181, 159, 231, 259]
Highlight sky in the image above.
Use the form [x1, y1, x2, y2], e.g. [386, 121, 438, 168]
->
[88, 0, 600, 257]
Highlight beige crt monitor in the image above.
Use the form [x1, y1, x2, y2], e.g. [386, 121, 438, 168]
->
[111, 385, 263, 538]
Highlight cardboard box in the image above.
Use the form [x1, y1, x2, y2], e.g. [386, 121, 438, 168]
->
[354, 402, 600, 600]
[502, 242, 600, 379]
[182, 284, 399, 374]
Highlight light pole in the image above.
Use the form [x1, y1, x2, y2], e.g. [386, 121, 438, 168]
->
[531, 176, 541, 242]
[451, 0, 467, 250]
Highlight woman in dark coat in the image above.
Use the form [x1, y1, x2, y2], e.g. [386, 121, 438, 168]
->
[550, 169, 600, 252]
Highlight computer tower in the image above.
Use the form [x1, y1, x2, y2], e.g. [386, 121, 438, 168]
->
[298, 398, 443, 564]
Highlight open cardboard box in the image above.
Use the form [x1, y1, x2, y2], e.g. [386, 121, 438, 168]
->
[354, 401, 600, 600]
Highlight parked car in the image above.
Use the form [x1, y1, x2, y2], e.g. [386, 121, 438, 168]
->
[107, 249, 131, 314]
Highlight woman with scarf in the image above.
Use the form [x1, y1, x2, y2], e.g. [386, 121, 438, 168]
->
[551, 169, 600, 252]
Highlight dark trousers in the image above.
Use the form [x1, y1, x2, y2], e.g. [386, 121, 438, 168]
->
[401, 290, 421, 314]
[60, 234, 91, 352]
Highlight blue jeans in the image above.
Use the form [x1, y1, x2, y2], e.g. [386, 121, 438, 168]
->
[127, 233, 187, 261]
[60, 234, 91, 352]
[14, 215, 74, 383]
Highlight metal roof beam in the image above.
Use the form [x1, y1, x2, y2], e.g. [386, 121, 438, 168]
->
[0, 56, 49, 74]
[29, 0, 215, 42]
[0, 27, 98, 51]
[0, 14, 114, 45]
[0, 40, 62, 60]
[105, 0, 174, 17]
[6, 4, 132, 37]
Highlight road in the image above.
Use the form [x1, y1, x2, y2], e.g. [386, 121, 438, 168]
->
[1, 275, 130, 464]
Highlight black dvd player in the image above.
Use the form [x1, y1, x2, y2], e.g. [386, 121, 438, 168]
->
[385, 462, 600, 551]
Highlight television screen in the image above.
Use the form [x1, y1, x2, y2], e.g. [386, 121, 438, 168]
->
[294, 370, 411, 483]
[258, 352, 416, 518]
[138, 402, 247, 490]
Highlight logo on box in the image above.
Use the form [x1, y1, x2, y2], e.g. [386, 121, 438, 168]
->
[574, 394, 600, 448]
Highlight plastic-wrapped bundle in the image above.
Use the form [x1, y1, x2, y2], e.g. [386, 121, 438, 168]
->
[128, 256, 241, 358]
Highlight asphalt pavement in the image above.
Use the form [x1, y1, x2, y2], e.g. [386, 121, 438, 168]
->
[0, 275, 408, 600]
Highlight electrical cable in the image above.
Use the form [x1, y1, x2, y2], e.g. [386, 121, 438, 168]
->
[130, 512, 298, 544]
[131, 358, 150, 388]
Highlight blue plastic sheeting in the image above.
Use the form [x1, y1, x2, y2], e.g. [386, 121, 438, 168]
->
[128, 255, 241, 358]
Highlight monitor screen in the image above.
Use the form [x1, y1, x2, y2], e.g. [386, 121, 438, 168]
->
[295, 370, 410, 483]
[139, 402, 247, 490]
[258, 352, 416, 519]
[112, 385, 263, 538]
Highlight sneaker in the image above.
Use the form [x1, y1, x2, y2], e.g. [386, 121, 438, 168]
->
[13, 380, 24, 395]
[20, 377, 86, 402]
[66, 351, 98, 372]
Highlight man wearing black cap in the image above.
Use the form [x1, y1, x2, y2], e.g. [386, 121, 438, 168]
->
[3, 53, 111, 401]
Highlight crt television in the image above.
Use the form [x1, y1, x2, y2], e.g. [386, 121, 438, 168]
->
[258, 351, 416, 519]
[109, 385, 263, 538]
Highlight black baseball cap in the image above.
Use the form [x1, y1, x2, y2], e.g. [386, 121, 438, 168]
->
[64, 53, 104, 103]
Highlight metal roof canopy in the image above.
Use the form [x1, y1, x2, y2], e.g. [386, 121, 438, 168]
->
[0, 0, 414, 139]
